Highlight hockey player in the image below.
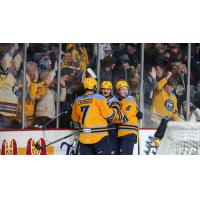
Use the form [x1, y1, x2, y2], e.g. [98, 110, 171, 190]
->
[100, 81, 120, 155]
[115, 80, 143, 155]
[71, 77, 121, 155]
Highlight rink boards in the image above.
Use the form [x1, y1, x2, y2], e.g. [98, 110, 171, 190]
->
[0, 129, 157, 155]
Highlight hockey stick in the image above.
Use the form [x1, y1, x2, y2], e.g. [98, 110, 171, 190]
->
[87, 68, 97, 78]
[34, 111, 79, 150]
[35, 131, 79, 150]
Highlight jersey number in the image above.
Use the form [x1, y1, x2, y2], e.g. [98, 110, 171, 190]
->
[81, 106, 89, 124]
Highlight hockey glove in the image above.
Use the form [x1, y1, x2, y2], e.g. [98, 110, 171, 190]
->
[136, 111, 143, 119]
[154, 117, 170, 139]
[70, 121, 80, 130]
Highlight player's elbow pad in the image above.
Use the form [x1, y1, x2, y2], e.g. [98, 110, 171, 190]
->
[110, 102, 121, 113]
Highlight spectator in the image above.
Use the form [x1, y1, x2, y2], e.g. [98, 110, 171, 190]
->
[112, 43, 139, 67]
[34, 67, 75, 128]
[62, 44, 89, 85]
[74, 44, 89, 72]
[70, 44, 88, 65]
[16, 61, 49, 128]
[0, 44, 23, 128]
[0, 43, 199, 130]
[180, 101, 200, 122]
[126, 43, 140, 67]
[34, 66, 57, 128]
[145, 43, 165, 66]
[190, 80, 200, 108]
[151, 72, 180, 127]
[96, 43, 112, 60]
[112, 43, 127, 65]
[191, 47, 200, 85]
[63, 51, 73, 67]
[103, 44, 112, 57]
[172, 62, 187, 111]
[112, 54, 135, 84]
[98, 56, 116, 82]
[128, 71, 140, 103]
[145, 65, 167, 104]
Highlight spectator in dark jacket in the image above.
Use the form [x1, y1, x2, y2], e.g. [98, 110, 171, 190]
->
[112, 54, 135, 85]
[126, 43, 140, 67]
[96, 56, 116, 82]
[112, 43, 127, 65]
[112, 43, 139, 67]
[172, 62, 187, 111]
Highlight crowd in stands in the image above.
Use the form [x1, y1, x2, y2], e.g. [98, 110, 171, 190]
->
[0, 43, 199, 129]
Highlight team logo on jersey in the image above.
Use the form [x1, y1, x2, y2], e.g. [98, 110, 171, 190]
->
[26, 138, 47, 155]
[164, 99, 174, 111]
[1, 139, 17, 155]
[144, 136, 160, 155]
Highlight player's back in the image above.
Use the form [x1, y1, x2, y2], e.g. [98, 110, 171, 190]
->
[71, 93, 115, 144]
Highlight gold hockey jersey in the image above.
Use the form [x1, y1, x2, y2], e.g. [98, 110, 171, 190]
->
[71, 93, 117, 144]
[118, 96, 139, 137]
[151, 78, 180, 124]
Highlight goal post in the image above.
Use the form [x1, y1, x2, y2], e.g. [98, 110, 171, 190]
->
[156, 121, 200, 155]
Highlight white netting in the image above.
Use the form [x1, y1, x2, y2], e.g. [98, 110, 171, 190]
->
[157, 122, 200, 155]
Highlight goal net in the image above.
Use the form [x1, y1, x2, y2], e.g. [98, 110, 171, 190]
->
[156, 121, 200, 155]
